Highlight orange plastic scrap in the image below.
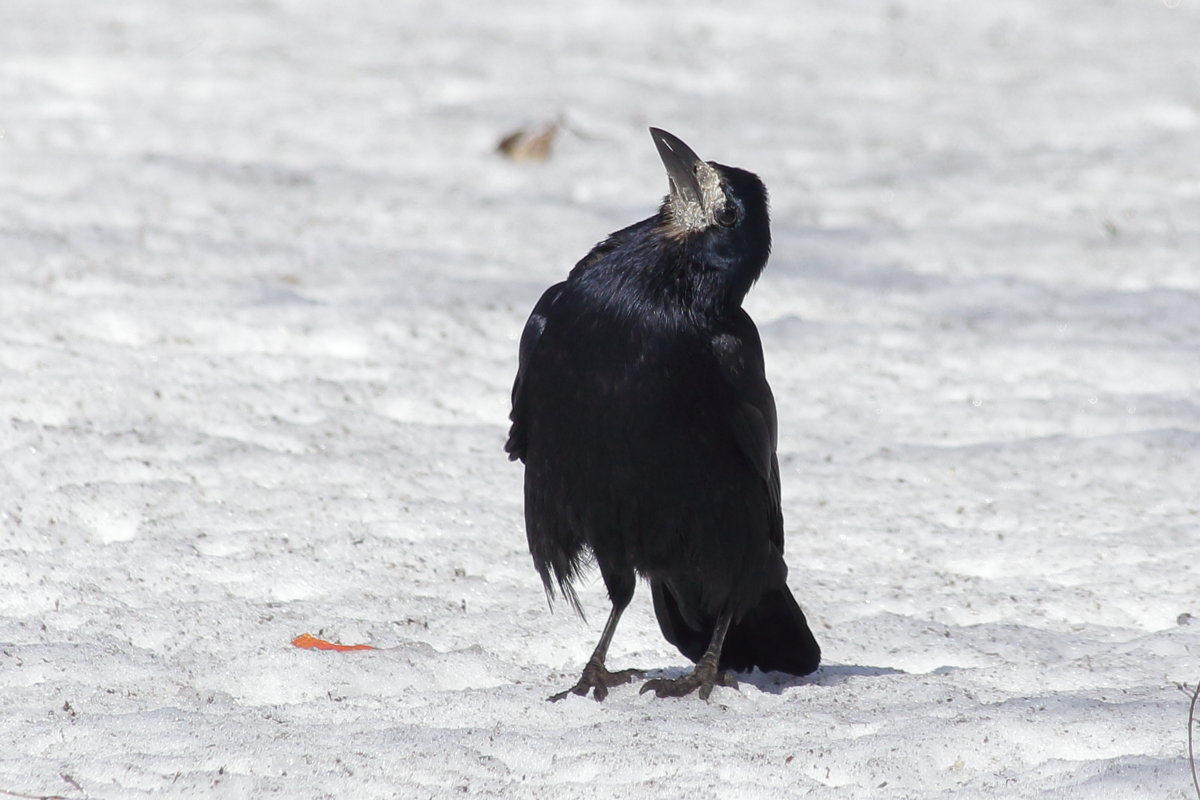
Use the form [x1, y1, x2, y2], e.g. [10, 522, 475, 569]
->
[291, 633, 375, 652]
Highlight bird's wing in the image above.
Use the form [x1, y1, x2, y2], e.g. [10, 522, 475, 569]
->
[505, 282, 564, 463]
[712, 310, 785, 553]
[509, 218, 652, 460]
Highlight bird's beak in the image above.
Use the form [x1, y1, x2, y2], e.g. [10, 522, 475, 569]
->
[650, 128, 706, 206]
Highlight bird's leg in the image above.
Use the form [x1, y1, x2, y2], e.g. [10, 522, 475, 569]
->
[640, 607, 739, 700]
[549, 598, 642, 702]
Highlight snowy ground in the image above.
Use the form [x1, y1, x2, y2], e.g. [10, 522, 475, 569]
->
[2, 0, 1199, 797]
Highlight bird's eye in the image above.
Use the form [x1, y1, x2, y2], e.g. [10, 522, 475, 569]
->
[715, 204, 737, 227]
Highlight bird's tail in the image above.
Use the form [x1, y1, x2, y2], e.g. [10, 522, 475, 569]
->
[652, 581, 821, 676]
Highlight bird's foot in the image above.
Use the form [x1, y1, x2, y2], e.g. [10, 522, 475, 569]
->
[548, 662, 643, 702]
[639, 664, 739, 700]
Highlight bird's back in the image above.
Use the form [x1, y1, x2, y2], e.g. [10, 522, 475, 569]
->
[510, 255, 780, 618]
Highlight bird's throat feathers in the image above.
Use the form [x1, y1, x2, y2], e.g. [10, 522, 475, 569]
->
[659, 161, 727, 240]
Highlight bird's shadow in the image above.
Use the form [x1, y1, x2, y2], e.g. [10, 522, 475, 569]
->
[745, 663, 908, 694]
[636, 663, 906, 695]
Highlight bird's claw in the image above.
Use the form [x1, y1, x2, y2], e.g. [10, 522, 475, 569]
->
[548, 664, 643, 702]
[639, 667, 739, 700]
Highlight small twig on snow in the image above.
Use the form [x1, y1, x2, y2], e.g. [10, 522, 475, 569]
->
[0, 790, 70, 800]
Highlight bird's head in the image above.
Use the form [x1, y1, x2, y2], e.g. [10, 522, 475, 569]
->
[649, 128, 772, 307]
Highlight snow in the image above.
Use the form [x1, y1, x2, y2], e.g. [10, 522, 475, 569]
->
[2, 0, 1198, 797]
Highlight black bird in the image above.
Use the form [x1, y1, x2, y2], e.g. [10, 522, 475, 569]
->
[505, 128, 821, 700]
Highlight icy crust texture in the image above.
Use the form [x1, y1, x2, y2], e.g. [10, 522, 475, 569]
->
[1, 0, 1198, 798]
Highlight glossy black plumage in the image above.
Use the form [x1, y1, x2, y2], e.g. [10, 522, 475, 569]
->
[506, 129, 820, 700]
